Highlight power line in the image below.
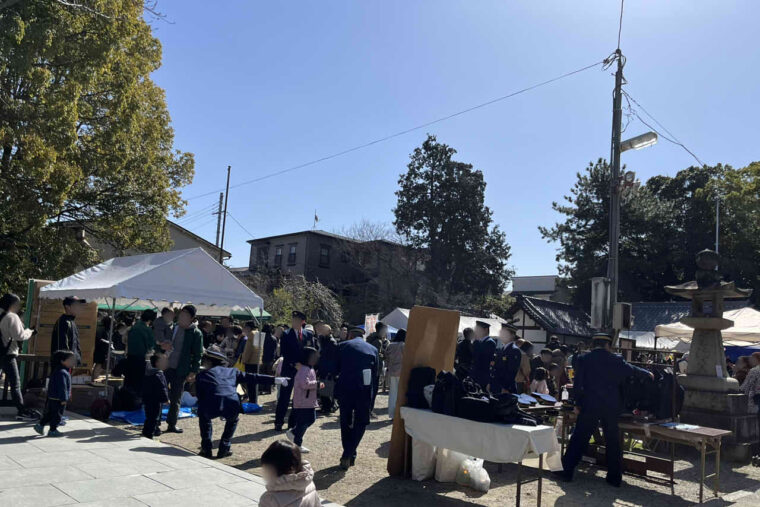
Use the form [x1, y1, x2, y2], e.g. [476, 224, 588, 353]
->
[617, 0, 625, 50]
[226, 212, 256, 240]
[185, 58, 606, 201]
[622, 90, 706, 166]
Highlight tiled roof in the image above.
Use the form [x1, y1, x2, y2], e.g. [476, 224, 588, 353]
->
[508, 295, 594, 338]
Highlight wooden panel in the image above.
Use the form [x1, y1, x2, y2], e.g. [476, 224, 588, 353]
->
[387, 306, 460, 476]
[28, 280, 99, 367]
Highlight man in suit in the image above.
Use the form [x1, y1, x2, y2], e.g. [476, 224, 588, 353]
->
[335, 326, 378, 470]
[470, 320, 496, 391]
[491, 322, 522, 394]
[555, 332, 653, 487]
[274, 310, 315, 431]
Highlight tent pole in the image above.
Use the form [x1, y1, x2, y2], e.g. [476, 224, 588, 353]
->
[104, 298, 115, 385]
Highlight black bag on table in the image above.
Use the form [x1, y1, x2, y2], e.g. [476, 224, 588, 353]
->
[456, 394, 495, 423]
[431, 371, 464, 416]
[654, 369, 685, 419]
[461, 376, 486, 397]
[491, 392, 519, 420]
[406, 366, 436, 409]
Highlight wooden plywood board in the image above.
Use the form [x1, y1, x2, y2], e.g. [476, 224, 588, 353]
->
[387, 305, 460, 476]
[28, 279, 99, 366]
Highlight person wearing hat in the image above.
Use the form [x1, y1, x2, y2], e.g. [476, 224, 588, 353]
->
[196, 346, 288, 458]
[274, 310, 316, 431]
[491, 322, 522, 394]
[124, 309, 158, 394]
[555, 332, 653, 487]
[334, 326, 378, 470]
[470, 320, 497, 391]
[51, 296, 86, 365]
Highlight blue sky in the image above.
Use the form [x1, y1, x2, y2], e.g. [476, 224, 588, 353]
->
[152, 1, 760, 276]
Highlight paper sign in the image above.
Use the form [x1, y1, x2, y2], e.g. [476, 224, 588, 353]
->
[364, 313, 379, 334]
[715, 365, 723, 378]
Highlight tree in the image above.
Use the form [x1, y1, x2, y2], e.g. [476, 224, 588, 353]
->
[394, 134, 513, 298]
[264, 275, 343, 329]
[540, 160, 760, 308]
[0, 1, 194, 295]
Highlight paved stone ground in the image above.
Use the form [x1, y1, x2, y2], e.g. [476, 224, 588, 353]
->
[0, 407, 341, 506]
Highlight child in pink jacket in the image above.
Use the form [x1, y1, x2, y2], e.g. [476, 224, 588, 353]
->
[286, 347, 322, 453]
[260, 440, 321, 507]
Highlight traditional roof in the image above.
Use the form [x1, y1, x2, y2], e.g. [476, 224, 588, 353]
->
[507, 295, 594, 338]
[629, 300, 750, 332]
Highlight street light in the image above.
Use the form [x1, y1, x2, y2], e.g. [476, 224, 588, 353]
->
[620, 131, 658, 153]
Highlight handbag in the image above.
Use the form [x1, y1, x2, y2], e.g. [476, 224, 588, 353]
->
[431, 371, 463, 416]
[319, 378, 335, 399]
[456, 395, 495, 423]
[407, 367, 436, 409]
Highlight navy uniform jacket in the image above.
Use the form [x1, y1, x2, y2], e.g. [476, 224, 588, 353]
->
[280, 328, 316, 378]
[574, 348, 651, 415]
[195, 366, 274, 418]
[334, 337, 378, 400]
[492, 341, 522, 393]
[471, 337, 497, 389]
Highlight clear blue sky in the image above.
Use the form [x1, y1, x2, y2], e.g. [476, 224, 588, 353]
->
[152, 1, 760, 276]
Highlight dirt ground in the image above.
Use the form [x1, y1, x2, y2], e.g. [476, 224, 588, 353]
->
[117, 390, 760, 506]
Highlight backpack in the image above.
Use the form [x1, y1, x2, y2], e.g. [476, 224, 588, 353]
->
[406, 367, 436, 409]
[654, 369, 685, 419]
[431, 371, 464, 416]
[456, 394, 495, 423]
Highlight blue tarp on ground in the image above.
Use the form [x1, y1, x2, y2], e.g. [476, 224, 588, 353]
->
[110, 406, 195, 426]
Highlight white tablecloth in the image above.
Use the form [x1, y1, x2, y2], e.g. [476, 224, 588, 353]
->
[400, 407, 562, 468]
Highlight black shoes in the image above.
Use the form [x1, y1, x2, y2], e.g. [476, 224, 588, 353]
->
[605, 477, 622, 488]
[154, 427, 162, 437]
[217, 447, 233, 459]
[339, 457, 351, 470]
[165, 426, 184, 434]
[350, 456, 356, 467]
[274, 424, 283, 432]
[198, 448, 213, 459]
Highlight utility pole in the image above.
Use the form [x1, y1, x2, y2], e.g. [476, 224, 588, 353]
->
[715, 197, 720, 253]
[214, 192, 223, 247]
[219, 166, 231, 264]
[606, 49, 624, 332]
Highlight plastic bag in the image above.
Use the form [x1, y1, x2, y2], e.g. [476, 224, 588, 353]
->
[423, 384, 435, 409]
[455, 457, 483, 486]
[435, 448, 469, 483]
[411, 440, 437, 481]
[471, 466, 491, 492]
[180, 391, 198, 407]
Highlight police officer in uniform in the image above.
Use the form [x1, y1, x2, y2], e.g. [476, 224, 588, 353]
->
[491, 322, 522, 393]
[274, 310, 315, 431]
[335, 326, 378, 470]
[470, 321, 496, 390]
[195, 347, 287, 459]
[555, 332, 653, 487]
[455, 327, 475, 380]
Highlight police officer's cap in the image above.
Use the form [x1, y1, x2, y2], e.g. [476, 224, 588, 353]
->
[475, 320, 490, 330]
[592, 331, 613, 341]
[203, 346, 228, 365]
[348, 326, 365, 337]
[502, 322, 518, 331]
[292, 310, 306, 320]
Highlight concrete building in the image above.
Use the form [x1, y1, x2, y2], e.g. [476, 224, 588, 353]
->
[245, 230, 420, 321]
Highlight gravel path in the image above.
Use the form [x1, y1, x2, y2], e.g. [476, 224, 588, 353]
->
[117, 390, 760, 506]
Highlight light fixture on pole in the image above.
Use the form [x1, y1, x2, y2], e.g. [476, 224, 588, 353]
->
[620, 131, 658, 153]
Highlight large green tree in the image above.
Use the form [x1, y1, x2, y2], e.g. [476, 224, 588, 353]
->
[394, 134, 512, 299]
[0, 0, 193, 295]
[540, 160, 760, 308]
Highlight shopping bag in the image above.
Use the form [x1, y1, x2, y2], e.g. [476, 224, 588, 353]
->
[435, 448, 469, 483]
[411, 440, 437, 481]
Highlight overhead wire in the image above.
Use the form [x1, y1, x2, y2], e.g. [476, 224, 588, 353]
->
[226, 212, 256, 239]
[184, 58, 607, 201]
[622, 90, 706, 166]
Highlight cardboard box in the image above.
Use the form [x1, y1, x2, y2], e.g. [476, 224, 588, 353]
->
[68, 384, 114, 413]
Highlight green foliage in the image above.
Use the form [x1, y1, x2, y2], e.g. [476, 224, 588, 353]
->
[263, 275, 343, 329]
[0, 0, 194, 295]
[540, 160, 760, 308]
[394, 134, 513, 297]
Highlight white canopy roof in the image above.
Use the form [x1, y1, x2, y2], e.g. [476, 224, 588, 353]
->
[380, 307, 506, 336]
[39, 248, 263, 312]
[655, 307, 760, 344]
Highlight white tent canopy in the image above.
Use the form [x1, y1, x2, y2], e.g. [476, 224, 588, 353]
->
[655, 307, 760, 344]
[39, 248, 263, 311]
[381, 307, 506, 336]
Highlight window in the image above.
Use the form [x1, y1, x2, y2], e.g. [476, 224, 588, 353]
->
[274, 245, 283, 266]
[287, 244, 297, 265]
[257, 247, 269, 267]
[319, 245, 331, 268]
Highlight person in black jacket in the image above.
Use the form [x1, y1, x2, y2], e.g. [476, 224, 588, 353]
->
[51, 296, 86, 365]
[315, 322, 338, 414]
[35, 350, 76, 437]
[142, 352, 169, 439]
[260, 324, 279, 394]
[455, 327, 475, 380]
[555, 332, 653, 487]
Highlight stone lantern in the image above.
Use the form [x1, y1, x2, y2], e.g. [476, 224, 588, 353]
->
[665, 249, 757, 461]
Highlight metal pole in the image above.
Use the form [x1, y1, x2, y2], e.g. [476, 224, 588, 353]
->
[104, 298, 115, 385]
[715, 197, 720, 254]
[215, 192, 223, 247]
[219, 166, 231, 263]
[606, 49, 624, 333]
